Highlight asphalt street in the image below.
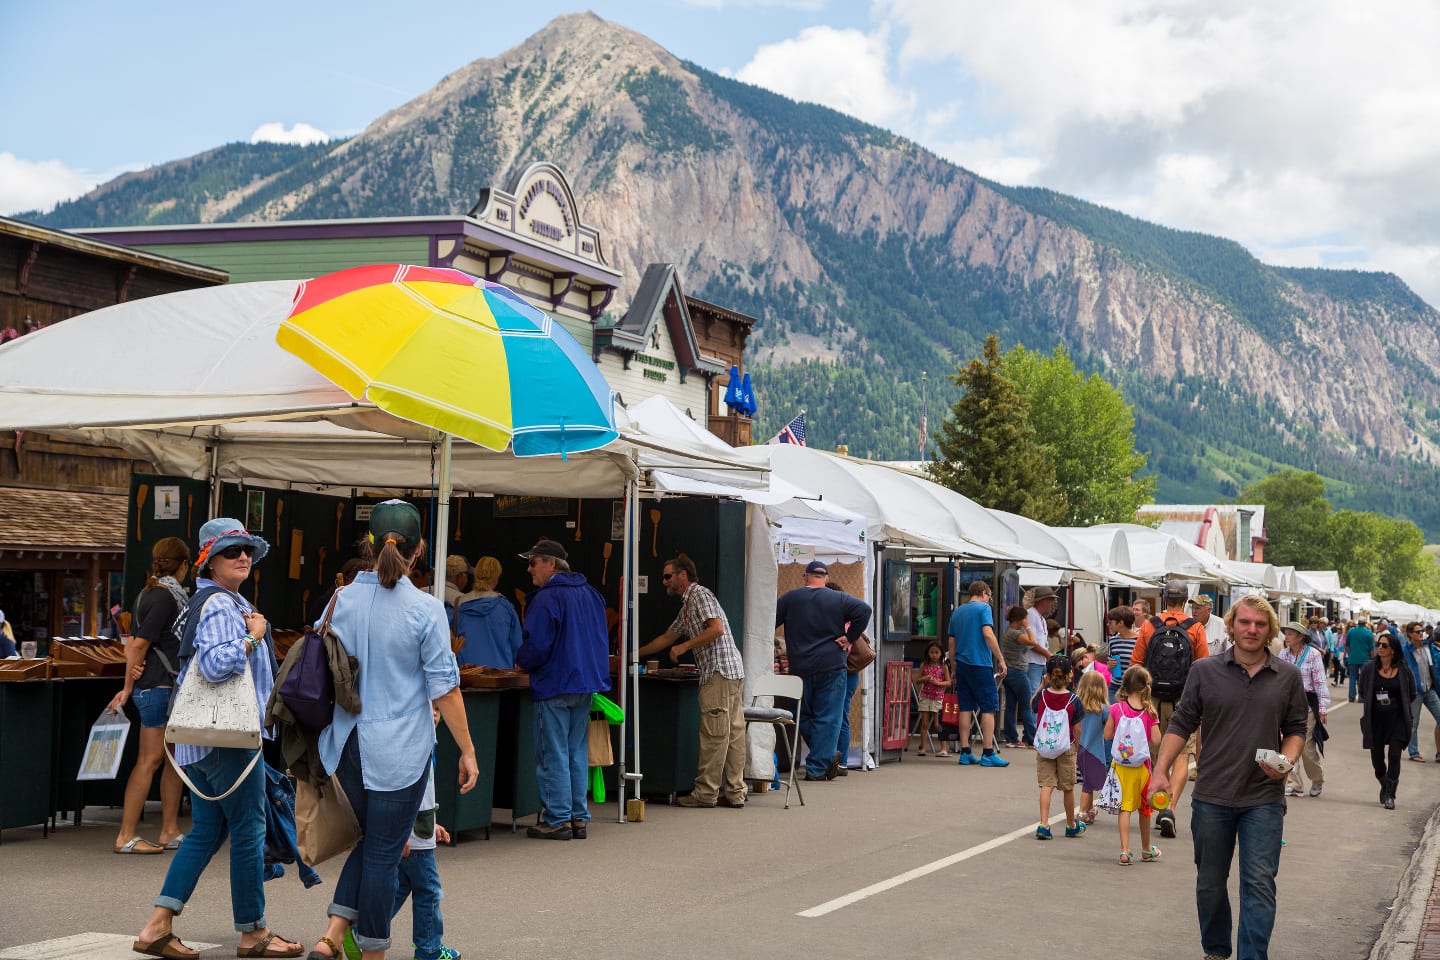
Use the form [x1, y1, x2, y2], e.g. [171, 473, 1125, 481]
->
[0, 697, 1433, 960]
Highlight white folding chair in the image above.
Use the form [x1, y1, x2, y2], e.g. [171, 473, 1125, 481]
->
[744, 674, 805, 809]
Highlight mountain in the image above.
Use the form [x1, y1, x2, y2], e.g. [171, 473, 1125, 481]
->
[27, 13, 1440, 536]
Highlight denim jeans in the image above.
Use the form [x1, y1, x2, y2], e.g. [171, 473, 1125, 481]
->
[1026, 662, 1045, 699]
[1191, 799, 1284, 960]
[836, 671, 861, 766]
[799, 669, 846, 778]
[1348, 663, 1362, 700]
[156, 747, 267, 931]
[1001, 669, 1035, 744]
[393, 848, 444, 959]
[1409, 686, 1440, 756]
[331, 731, 429, 952]
[534, 692, 592, 826]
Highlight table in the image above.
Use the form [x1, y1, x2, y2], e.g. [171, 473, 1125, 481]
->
[54, 677, 135, 823]
[0, 681, 57, 838]
[608, 674, 700, 801]
[434, 690, 501, 839]
[492, 690, 540, 827]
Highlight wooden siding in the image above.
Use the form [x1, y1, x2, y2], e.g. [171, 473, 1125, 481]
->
[597, 315, 707, 414]
[136, 236, 431, 282]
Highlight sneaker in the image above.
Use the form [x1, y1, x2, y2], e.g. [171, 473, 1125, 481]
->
[1035, 825, 1053, 840]
[1284, 785, 1300, 796]
[341, 931, 361, 960]
[1204, 953, 1229, 959]
[675, 794, 716, 808]
[1064, 822, 1086, 838]
[416, 948, 462, 960]
[1157, 810, 1176, 838]
[979, 752, 1009, 767]
[1308, 783, 1323, 797]
[957, 751, 979, 765]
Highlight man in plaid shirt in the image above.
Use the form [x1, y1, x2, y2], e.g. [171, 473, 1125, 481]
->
[639, 553, 747, 808]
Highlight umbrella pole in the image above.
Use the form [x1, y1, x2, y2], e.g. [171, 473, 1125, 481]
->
[431, 434, 453, 603]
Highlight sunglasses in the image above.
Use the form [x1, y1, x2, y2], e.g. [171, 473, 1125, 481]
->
[217, 544, 255, 560]
[1376, 642, 1392, 650]
[661, 573, 674, 581]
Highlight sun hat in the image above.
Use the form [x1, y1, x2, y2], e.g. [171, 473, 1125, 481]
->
[519, 539, 568, 561]
[1030, 585, 1058, 602]
[195, 517, 269, 568]
[1281, 621, 1308, 637]
[369, 499, 423, 546]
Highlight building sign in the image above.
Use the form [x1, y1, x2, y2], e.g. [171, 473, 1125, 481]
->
[493, 495, 568, 518]
[471, 162, 609, 270]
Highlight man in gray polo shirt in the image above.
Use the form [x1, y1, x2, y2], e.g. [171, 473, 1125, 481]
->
[1149, 594, 1306, 960]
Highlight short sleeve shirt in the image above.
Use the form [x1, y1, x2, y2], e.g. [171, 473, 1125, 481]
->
[1025, 607, 1050, 666]
[949, 600, 994, 667]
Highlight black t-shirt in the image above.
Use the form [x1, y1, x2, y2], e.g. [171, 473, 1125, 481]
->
[1373, 669, 1404, 713]
[133, 587, 183, 690]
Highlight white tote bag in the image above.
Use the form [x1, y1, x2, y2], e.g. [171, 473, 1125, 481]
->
[164, 658, 263, 801]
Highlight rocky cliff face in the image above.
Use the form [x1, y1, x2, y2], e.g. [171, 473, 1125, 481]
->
[31, 12, 1440, 526]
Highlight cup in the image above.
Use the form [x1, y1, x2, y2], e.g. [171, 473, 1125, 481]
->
[20, 641, 37, 659]
[646, 659, 660, 673]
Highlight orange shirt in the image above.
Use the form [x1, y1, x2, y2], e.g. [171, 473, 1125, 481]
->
[1131, 609, 1209, 667]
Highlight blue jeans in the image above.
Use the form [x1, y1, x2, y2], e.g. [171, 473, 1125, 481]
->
[534, 692, 592, 826]
[1191, 800, 1284, 960]
[799, 669, 846, 777]
[331, 731, 429, 952]
[1026, 662, 1045, 699]
[156, 747, 267, 931]
[393, 848, 444, 959]
[1410, 686, 1440, 756]
[1001, 670, 1035, 744]
[1348, 663, 1361, 700]
[836, 671, 861, 766]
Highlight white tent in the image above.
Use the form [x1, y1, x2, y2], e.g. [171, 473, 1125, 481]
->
[1087, 524, 1235, 582]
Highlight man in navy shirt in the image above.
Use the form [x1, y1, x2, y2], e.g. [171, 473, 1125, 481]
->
[947, 580, 1008, 767]
[775, 560, 872, 781]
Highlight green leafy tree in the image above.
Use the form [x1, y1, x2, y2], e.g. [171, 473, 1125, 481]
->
[1003, 344, 1156, 525]
[1240, 469, 1334, 569]
[927, 334, 1067, 524]
[1327, 509, 1438, 603]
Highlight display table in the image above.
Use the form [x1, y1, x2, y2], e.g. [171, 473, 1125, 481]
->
[0, 680, 58, 838]
[608, 674, 700, 802]
[492, 690, 540, 827]
[54, 676, 134, 823]
[434, 689, 501, 839]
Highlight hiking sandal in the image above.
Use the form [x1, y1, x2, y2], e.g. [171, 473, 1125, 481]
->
[1141, 845, 1162, 862]
[1118, 851, 1134, 865]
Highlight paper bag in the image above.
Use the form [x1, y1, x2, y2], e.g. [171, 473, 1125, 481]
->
[587, 717, 614, 767]
[296, 774, 361, 866]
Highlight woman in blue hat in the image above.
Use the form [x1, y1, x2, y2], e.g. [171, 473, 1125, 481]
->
[308, 500, 478, 960]
[133, 518, 302, 960]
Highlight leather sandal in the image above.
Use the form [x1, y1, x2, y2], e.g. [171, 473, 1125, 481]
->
[236, 933, 303, 958]
[306, 937, 339, 960]
[133, 934, 199, 960]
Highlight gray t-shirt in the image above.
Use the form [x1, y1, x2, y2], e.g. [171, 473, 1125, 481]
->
[1000, 627, 1030, 672]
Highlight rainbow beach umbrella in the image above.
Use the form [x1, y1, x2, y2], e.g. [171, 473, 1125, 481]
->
[276, 263, 617, 457]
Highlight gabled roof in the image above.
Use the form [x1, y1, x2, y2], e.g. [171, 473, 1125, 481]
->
[0, 488, 126, 552]
[598, 263, 726, 375]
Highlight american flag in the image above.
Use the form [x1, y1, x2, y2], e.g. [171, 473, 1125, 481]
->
[769, 411, 807, 446]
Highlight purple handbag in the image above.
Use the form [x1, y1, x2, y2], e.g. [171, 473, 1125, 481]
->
[278, 593, 340, 731]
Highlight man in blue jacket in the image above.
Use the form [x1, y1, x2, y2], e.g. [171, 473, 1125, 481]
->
[515, 539, 609, 840]
[775, 560, 872, 781]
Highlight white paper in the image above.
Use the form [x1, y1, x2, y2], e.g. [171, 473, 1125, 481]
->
[77, 710, 132, 780]
[154, 485, 181, 520]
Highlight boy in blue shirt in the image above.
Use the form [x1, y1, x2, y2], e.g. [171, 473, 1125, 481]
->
[946, 580, 1008, 767]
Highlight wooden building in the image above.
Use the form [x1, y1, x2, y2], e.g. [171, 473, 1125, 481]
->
[0, 217, 227, 640]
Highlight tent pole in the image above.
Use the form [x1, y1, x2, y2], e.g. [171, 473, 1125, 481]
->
[431, 434, 453, 603]
[207, 439, 221, 519]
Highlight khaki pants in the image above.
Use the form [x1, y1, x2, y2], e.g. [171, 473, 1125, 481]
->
[1286, 712, 1324, 791]
[694, 674, 747, 804]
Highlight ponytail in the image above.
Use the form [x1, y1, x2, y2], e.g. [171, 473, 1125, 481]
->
[366, 533, 425, 590]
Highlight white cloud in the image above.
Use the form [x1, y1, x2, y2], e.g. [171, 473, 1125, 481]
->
[735, 26, 915, 128]
[0, 153, 109, 215]
[878, 0, 1440, 308]
[250, 122, 331, 146]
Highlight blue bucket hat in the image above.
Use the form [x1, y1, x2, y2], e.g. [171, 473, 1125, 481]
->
[196, 517, 270, 568]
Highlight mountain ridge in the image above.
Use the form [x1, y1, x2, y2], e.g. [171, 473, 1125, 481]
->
[24, 12, 1440, 534]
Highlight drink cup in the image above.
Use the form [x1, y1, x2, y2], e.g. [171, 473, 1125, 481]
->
[20, 641, 37, 659]
[646, 659, 660, 673]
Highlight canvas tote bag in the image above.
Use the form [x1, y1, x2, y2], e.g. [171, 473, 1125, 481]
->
[163, 657, 264, 802]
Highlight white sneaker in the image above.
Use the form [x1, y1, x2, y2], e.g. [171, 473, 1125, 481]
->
[1309, 783, 1323, 797]
[1284, 785, 1300, 796]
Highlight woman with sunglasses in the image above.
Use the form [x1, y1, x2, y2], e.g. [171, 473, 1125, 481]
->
[133, 518, 302, 960]
[1359, 628, 1416, 809]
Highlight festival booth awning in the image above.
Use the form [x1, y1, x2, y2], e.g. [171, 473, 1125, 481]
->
[1086, 523, 1235, 582]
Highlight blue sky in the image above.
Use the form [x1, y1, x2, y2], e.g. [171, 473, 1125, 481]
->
[4, 1, 1440, 308]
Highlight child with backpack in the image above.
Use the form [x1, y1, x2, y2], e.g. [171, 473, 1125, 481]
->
[1031, 655, 1086, 840]
[1104, 665, 1162, 865]
[1075, 669, 1111, 824]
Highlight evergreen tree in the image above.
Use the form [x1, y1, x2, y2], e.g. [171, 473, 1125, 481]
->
[927, 334, 1067, 524]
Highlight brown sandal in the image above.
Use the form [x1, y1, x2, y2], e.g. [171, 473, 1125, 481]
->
[237, 933, 303, 958]
[133, 933, 199, 960]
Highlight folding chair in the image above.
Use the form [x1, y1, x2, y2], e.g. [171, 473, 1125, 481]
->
[744, 674, 804, 809]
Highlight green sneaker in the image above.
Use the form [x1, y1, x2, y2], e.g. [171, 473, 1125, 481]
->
[341, 930, 361, 960]
[415, 949, 461, 960]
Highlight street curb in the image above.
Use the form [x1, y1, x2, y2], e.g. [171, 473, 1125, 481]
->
[1367, 799, 1440, 959]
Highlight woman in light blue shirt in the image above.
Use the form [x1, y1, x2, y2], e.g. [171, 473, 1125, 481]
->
[309, 501, 478, 960]
[133, 518, 302, 960]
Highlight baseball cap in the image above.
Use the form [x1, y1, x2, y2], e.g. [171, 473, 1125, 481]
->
[519, 539, 568, 561]
[1162, 579, 1189, 602]
[369, 499, 423, 546]
[1189, 593, 1215, 607]
[804, 560, 828, 576]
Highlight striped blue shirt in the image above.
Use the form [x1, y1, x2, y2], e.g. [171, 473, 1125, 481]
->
[173, 578, 275, 767]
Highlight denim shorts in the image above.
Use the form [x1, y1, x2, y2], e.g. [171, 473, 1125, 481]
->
[954, 662, 999, 713]
[131, 686, 172, 729]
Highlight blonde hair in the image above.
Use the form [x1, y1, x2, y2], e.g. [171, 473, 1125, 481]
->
[473, 556, 502, 591]
[1223, 594, 1279, 644]
[1076, 669, 1108, 714]
[1119, 665, 1156, 717]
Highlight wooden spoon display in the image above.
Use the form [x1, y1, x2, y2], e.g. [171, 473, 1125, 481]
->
[574, 499, 583, 541]
[514, 587, 528, 622]
[275, 498, 285, 545]
[186, 493, 194, 536]
[135, 484, 149, 541]
[335, 502, 345, 550]
[649, 507, 661, 557]
[316, 545, 329, 585]
[301, 588, 311, 625]
[602, 541, 613, 585]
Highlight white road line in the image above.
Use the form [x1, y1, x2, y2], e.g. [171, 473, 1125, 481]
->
[0, 934, 220, 960]
[801, 692, 1350, 919]
[798, 812, 1070, 918]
